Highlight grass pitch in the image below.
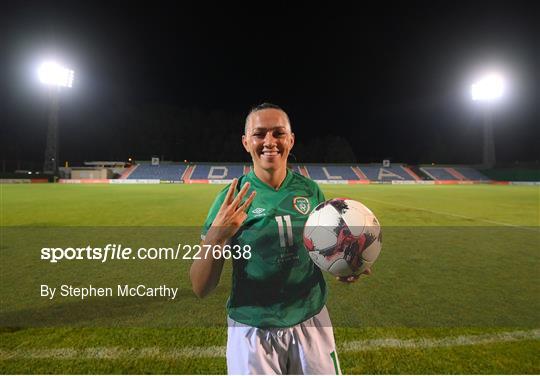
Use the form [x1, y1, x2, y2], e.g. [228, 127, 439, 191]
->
[1, 183, 539, 374]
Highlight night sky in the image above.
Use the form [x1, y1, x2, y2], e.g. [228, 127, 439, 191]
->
[1, 1, 538, 168]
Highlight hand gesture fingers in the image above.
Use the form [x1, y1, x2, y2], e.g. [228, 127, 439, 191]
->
[221, 178, 238, 208]
[209, 180, 256, 242]
[237, 191, 256, 214]
[230, 181, 251, 210]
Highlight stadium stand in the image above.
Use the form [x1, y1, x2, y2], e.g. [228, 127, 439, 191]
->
[122, 163, 490, 183]
[305, 165, 360, 180]
[453, 167, 490, 181]
[292, 165, 307, 177]
[420, 167, 459, 181]
[127, 163, 187, 181]
[357, 166, 418, 181]
[190, 164, 245, 180]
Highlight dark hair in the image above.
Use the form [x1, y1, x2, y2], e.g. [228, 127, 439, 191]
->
[250, 102, 284, 113]
[244, 102, 291, 135]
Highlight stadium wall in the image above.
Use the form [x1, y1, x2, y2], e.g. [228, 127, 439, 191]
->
[0, 179, 49, 183]
[480, 168, 540, 182]
[51, 179, 540, 185]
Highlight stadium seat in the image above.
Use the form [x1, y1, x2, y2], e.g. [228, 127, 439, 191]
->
[127, 164, 187, 181]
[453, 167, 490, 181]
[420, 167, 459, 181]
[305, 165, 359, 180]
[358, 166, 417, 181]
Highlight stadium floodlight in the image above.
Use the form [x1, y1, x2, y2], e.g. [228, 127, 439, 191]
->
[471, 73, 504, 101]
[471, 72, 505, 168]
[38, 61, 74, 88]
[38, 60, 75, 176]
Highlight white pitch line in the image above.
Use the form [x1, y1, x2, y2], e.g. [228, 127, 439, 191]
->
[0, 329, 538, 360]
[363, 197, 539, 231]
[340, 328, 540, 352]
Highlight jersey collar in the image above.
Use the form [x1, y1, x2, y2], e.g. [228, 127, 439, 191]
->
[248, 168, 293, 192]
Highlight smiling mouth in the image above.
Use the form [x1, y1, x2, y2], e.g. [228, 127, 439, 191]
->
[261, 150, 281, 158]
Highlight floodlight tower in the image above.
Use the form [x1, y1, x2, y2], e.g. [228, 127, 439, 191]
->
[471, 73, 504, 168]
[38, 61, 74, 175]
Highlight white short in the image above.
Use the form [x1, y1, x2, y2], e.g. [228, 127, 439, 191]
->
[226, 306, 341, 375]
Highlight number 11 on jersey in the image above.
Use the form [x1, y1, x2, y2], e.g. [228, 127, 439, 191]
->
[275, 215, 293, 247]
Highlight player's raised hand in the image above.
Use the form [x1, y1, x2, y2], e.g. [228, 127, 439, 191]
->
[336, 267, 372, 283]
[208, 178, 256, 243]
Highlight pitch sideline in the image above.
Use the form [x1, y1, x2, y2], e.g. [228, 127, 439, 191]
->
[1, 329, 538, 360]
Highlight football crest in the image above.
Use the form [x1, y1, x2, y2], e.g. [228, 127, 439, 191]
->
[293, 197, 311, 215]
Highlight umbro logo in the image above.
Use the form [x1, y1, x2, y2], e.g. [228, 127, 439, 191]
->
[252, 207, 266, 216]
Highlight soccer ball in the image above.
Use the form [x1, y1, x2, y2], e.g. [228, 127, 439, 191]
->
[303, 198, 382, 277]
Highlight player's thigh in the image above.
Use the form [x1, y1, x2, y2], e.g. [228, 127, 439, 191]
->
[289, 307, 341, 375]
[226, 318, 286, 375]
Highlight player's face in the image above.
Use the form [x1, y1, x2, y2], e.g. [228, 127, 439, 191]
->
[242, 109, 295, 172]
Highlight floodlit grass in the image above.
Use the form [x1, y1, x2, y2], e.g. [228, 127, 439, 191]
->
[1, 183, 539, 374]
[1, 184, 538, 227]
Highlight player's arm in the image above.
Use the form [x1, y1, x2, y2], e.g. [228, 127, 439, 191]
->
[190, 179, 256, 298]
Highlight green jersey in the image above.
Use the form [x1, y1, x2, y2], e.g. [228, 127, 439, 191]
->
[201, 169, 327, 328]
